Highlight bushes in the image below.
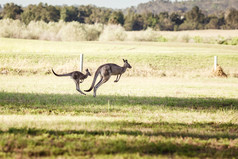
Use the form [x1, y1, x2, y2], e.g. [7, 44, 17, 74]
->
[26, 21, 53, 40]
[57, 22, 103, 41]
[0, 19, 24, 38]
[217, 37, 238, 45]
[0, 19, 237, 45]
[0, 19, 103, 41]
[58, 22, 87, 41]
[156, 36, 168, 42]
[193, 36, 203, 43]
[0, 19, 162, 42]
[99, 25, 127, 41]
[126, 28, 158, 41]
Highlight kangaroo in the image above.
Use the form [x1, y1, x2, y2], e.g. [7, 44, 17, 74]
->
[84, 59, 132, 97]
[52, 69, 91, 95]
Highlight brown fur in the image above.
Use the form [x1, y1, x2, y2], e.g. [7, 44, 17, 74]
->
[52, 69, 91, 95]
[84, 59, 132, 97]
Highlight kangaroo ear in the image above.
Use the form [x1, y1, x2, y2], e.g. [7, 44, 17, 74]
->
[123, 59, 125, 62]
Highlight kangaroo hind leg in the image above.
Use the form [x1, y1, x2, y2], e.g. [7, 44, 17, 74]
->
[93, 75, 110, 97]
[75, 79, 86, 95]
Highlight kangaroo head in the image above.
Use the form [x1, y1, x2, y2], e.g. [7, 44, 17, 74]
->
[85, 69, 91, 76]
[123, 59, 132, 69]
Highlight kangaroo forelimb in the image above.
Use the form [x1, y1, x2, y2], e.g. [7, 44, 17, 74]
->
[114, 74, 121, 82]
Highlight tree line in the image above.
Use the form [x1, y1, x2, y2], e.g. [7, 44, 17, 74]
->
[135, 0, 238, 15]
[0, 2, 238, 31]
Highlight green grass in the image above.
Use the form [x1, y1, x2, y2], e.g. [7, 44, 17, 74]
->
[0, 76, 237, 158]
[0, 91, 238, 158]
[0, 38, 238, 158]
[1, 38, 238, 77]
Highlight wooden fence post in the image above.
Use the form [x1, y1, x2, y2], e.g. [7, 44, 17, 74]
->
[80, 54, 83, 72]
[214, 56, 218, 71]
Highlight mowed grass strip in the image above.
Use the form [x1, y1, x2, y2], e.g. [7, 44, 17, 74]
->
[0, 89, 237, 158]
[1, 75, 238, 98]
[0, 81, 237, 157]
[0, 114, 238, 158]
[0, 38, 238, 77]
[0, 91, 238, 114]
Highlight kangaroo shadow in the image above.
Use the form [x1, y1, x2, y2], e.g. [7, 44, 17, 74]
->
[2, 121, 238, 140]
[0, 91, 237, 110]
[1, 92, 238, 157]
[1, 126, 238, 158]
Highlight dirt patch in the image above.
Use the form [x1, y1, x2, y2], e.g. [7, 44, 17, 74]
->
[212, 65, 227, 77]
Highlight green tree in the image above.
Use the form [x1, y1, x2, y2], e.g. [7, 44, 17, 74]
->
[2, 3, 23, 19]
[205, 15, 219, 29]
[96, 9, 111, 24]
[142, 13, 159, 30]
[21, 4, 37, 24]
[170, 13, 183, 30]
[158, 12, 173, 31]
[218, 14, 226, 28]
[0, 5, 3, 19]
[124, 10, 135, 31]
[132, 14, 144, 30]
[83, 6, 112, 24]
[124, 10, 144, 31]
[108, 11, 124, 25]
[179, 6, 205, 30]
[21, 3, 60, 24]
[45, 5, 60, 22]
[60, 6, 78, 22]
[225, 8, 238, 29]
[78, 5, 93, 23]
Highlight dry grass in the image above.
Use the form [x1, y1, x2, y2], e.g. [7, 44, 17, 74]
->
[124, 29, 238, 43]
[0, 75, 237, 99]
[0, 19, 238, 45]
[212, 65, 228, 77]
[0, 38, 238, 78]
[0, 88, 237, 158]
[158, 30, 238, 38]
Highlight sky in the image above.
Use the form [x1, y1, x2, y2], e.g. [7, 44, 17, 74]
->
[0, 0, 156, 9]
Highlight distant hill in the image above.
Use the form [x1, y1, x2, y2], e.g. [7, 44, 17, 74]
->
[131, 0, 238, 15]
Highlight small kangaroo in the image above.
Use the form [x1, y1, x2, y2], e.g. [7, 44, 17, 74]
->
[52, 69, 91, 95]
[84, 59, 132, 97]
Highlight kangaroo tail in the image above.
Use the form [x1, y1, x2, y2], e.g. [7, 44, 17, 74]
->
[84, 68, 100, 92]
[52, 69, 72, 77]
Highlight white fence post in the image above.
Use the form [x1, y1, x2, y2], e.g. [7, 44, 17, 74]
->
[80, 54, 83, 72]
[214, 56, 218, 71]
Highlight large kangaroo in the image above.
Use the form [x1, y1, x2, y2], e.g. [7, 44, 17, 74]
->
[84, 59, 132, 97]
[52, 69, 91, 95]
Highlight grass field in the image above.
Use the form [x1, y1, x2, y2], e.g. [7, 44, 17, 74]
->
[0, 37, 238, 158]
[1, 38, 238, 77]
